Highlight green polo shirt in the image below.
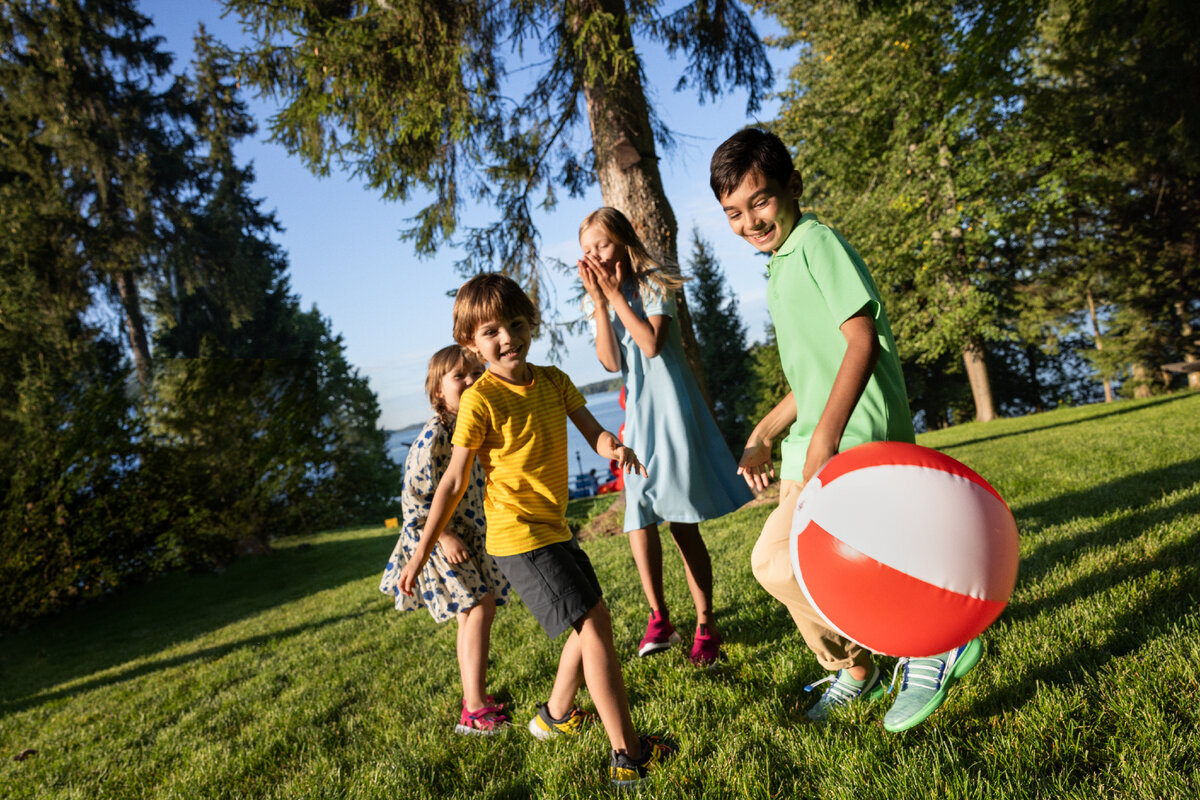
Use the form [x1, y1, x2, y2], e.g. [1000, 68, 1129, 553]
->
[766, 212, 915, 481]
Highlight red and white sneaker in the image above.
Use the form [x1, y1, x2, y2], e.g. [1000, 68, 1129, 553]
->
[455, 698, 510, 736]
[637, 610, 681, 657]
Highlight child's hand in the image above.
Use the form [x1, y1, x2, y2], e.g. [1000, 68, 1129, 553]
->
[439, 531, 470, 564]
[397, 559, 422, 597]
[737, 437, 775, 492]
[802, 441, 837, 487]
[579, 254, 623, 299]
[577, 259, 605, 303]
[614, 445, 648, 478]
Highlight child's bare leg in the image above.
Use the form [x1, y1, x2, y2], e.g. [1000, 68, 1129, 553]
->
[546, 629, 585, 720]
[576, 600, 641, 757]
[628, 524, 667, 617]
[455, 593, 496, 710]
[667, 521, 714, 629]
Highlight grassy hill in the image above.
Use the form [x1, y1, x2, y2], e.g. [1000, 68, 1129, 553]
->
[2, 393, 1198, 799]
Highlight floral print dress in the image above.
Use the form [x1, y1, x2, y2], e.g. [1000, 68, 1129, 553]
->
[379, 416, 510, 622]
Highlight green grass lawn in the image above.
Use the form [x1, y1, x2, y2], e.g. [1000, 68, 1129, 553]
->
[3, 393, 1199, 799]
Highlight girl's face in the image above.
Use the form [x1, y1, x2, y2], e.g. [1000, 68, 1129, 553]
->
[437, 357, 485, 416]
[580, 224, 626, 275]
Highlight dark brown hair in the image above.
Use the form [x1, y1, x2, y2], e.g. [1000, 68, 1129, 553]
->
[709, 128, 800, 200]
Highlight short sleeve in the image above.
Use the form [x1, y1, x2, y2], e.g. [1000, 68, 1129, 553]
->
[805, 226, 880, 326]
[638, 282, 675, 319]
[548, 366, 587, 415]
[453, 385, 489, 450]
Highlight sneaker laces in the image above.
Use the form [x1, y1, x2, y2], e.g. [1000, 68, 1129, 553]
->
[888, 655, 947, 694]
[804, 671, 863, 708]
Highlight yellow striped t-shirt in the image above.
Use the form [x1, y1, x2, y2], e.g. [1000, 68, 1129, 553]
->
[452, 364, 587, 556]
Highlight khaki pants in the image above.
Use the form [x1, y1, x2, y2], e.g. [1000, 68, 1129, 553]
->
[751, 480, 873, 671]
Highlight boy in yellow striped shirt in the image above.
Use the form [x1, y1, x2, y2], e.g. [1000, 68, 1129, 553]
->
[398, 273, 675, 789]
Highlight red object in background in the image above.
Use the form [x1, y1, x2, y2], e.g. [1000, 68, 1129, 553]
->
[597, 385, 627, 493]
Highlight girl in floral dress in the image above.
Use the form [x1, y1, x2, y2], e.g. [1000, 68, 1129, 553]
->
[380, 345, 511, 734]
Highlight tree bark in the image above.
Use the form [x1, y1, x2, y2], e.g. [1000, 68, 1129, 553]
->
[962, 341, 996, 422]
[1174, 299, 1200, 390]
[1085, 287, 1115, 402]
[573, 0, 711, 405]
[116, 270, 152, 387]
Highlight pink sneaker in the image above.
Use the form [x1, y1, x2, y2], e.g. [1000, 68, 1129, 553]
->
[455, 699, 510, 736]
[637, 610, 681, 657]
[689, 625, 722, 666]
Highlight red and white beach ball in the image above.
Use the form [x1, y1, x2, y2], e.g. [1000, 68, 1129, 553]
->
[789, 442, 1019, 657]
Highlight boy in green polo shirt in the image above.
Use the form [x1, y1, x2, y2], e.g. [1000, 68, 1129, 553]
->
[709, 128, 982, 732]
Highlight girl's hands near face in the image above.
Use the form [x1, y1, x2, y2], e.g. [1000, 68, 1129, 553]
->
[578, 254, 623, 299]
[577, 258, 604, 302]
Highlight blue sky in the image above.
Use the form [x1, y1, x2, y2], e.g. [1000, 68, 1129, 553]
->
[139, 0, 792, 429]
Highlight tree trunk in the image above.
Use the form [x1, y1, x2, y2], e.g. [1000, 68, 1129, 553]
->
[573, 0, 711, 405]
[1085, 286, 1115, 402]
[1174, 299, 1200, 390]
[116, 270, 152, 387]
[962, 341, 996, 421]
[1130, 362, 1154, 398]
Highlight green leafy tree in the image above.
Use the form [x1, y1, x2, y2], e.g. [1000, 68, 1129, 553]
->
[685, 228, 750, 451]
[1028, 0, 1200, 395]
[218, 0, 773, 389]
[770, 0, 1046, 423]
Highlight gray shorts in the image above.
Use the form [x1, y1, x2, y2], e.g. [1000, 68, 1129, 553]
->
[494, 537, 603, 639]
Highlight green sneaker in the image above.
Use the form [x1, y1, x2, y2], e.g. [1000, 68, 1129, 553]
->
[609, 735, 676, 789]
[804, 663, 885, 721]
[527, 702, 593, 740]
[883, 638, 983, 732]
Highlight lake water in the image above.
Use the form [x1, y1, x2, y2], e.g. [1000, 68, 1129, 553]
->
[387, 388, 625, 480]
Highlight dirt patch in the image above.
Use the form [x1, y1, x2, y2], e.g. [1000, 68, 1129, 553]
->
[577, 493, 627, 541]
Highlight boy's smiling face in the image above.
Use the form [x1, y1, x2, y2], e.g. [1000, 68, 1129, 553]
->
[469, 314, 532, 384]
[718, 169, 803, 254]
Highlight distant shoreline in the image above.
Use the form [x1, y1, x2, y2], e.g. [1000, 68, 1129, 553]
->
[385, 379, 622, 435]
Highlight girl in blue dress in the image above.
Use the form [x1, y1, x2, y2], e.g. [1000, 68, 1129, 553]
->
[379, 345, 511, 734]
[578, 207, 754, 665]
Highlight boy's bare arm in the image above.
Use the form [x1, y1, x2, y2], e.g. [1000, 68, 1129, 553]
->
[568, 406, 648, 477]
[739, 391, 797, 491]
[805, 308, 880, 484]
[398, 444, 477, 595]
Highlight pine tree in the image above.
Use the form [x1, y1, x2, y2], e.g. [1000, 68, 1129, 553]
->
[685, 228, 750, 452]
[218, 0, 774, 388]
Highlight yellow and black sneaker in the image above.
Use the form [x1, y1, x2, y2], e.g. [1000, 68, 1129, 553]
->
[527, 702, 593, 740]
[609, 735, 676, 789]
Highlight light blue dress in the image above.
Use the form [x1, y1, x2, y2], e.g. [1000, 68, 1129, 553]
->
[606, 283, 755, 531]
[379, 416, 510, 622]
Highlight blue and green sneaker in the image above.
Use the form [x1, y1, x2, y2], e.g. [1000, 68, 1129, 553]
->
[804, 663, 885, 721]
[883, 637, 983, 732]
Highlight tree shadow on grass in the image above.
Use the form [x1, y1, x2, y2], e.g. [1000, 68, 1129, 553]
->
[936, 393, 1193, 453]
[0, 607, 373, 716]
[963, 530, 1199, 721]
[1013, 457, 1200, 586]
[961, 454, 1200, 718]
[0, 528, 400, 708]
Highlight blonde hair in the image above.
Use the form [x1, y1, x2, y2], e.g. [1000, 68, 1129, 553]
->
[425, 344, 483, 428]
[452, 273, 540, 348]
[579, 207, 685, 310]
